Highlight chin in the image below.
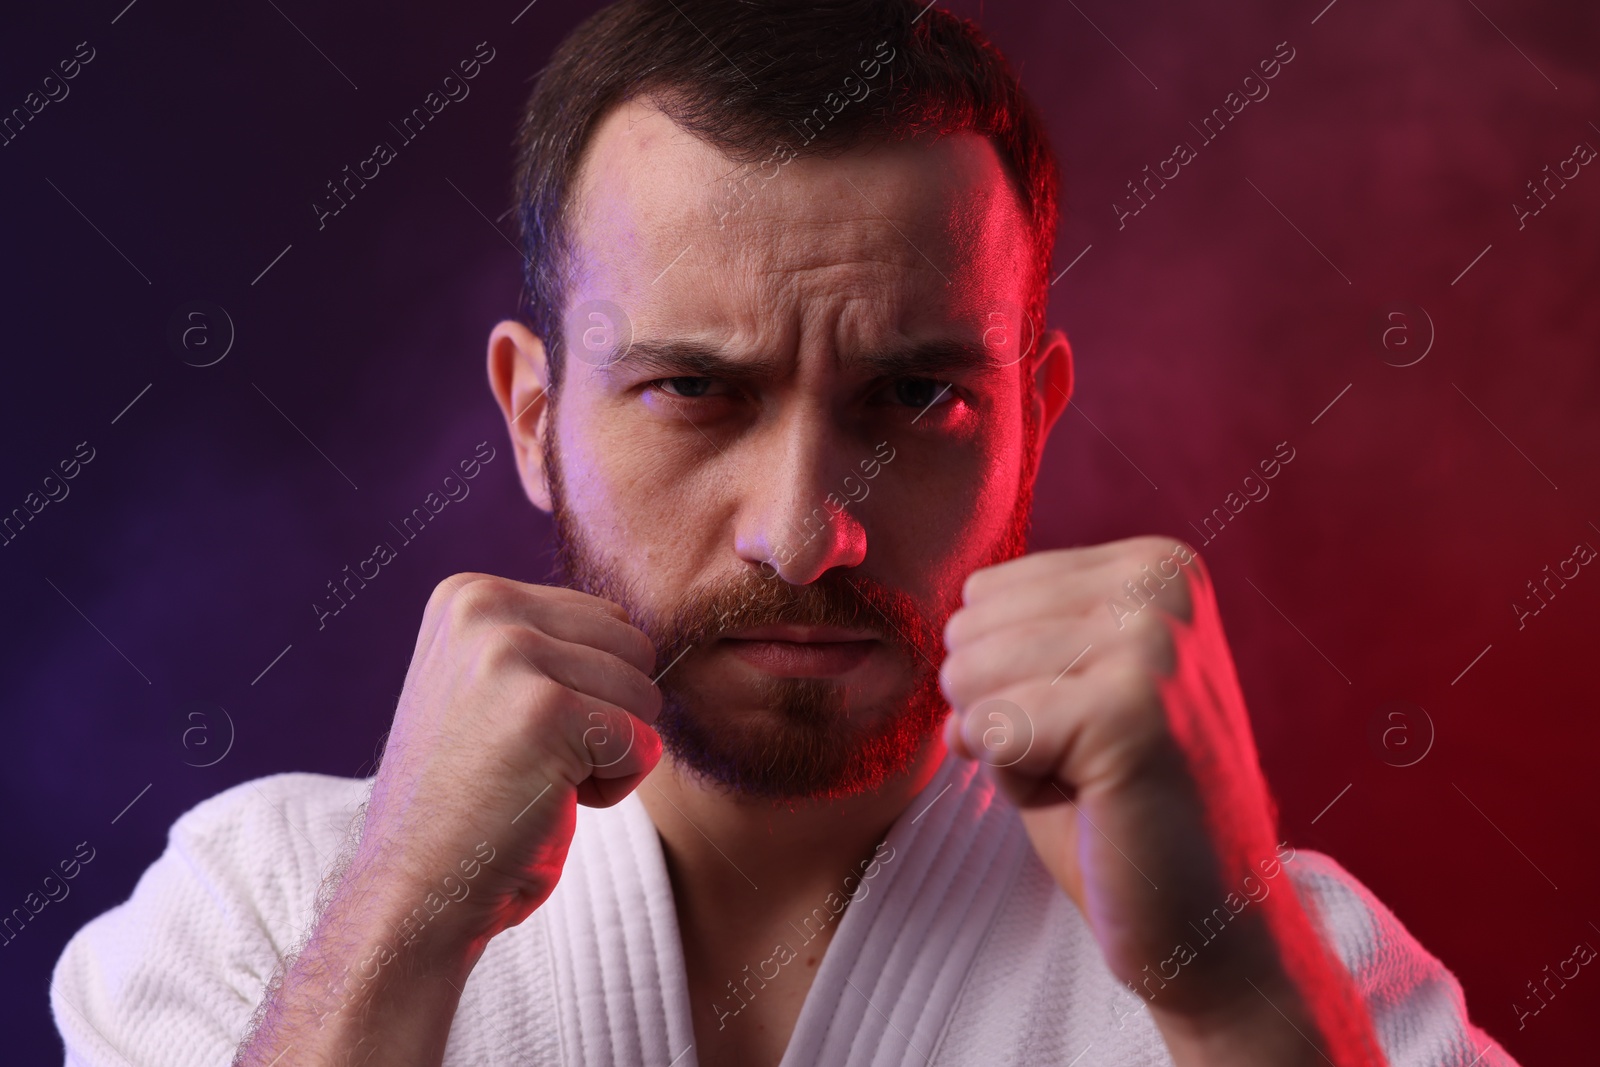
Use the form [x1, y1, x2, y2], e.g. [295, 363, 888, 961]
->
[654, 672, 945, 801]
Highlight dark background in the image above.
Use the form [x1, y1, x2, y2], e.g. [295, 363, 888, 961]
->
[2, 0, 1596, 1062]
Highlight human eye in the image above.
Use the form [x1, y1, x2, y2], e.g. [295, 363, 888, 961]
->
[646, 376, 722, 400]
[881, 377, 959, 410]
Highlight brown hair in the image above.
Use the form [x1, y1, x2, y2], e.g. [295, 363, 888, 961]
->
[509, 0, 1060, 394]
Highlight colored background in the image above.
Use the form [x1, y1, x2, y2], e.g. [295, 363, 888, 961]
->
[2, 0, 1595, 1062]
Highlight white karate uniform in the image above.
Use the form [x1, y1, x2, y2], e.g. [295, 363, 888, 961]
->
[51, 752, 1518, 1066]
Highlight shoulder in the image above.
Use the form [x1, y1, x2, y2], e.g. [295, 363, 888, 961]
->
[1285, 848, 1519, 1066]
[82, 770, 373, 936]
[51, 772, 373, 1066]
[1285, 847, 1450, 994]
[165, 771, 372, 867]
[157, 771, 374, 925]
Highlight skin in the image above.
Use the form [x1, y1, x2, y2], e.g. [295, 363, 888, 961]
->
[233, 97, 1383, 1066]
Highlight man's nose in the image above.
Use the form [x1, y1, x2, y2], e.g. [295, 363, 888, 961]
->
[734, 413, 869, 585]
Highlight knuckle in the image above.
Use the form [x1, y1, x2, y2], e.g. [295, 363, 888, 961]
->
[522, 675, 582, 748]
[424, 576, 461, 621]
[937, 656, 969, 706]
[601, 651, 652, 708]
[430, 572, 494, 608]
[942, 606, 976, 648]
[1163, 581, 1195, 625]
[1114, 601, 1177, 670]
[940, 648, 990, 708]
[1128, 534, 1173, 561]
[625, 624, 658, 667]
[1141, 621, 1177, 675]
[962, 559, 1006, 602]
[581, 706, 633, 753]
[451, 576, 505, 620]
[1120, 602, 1163, 638]
[1103, 647, 1150, 691]
[481, 624, 547, 676]
[628, 656, 664, 709]
[1102, 655, 1166, 728]
[577, 591, 631, 624]
[1163, 536, 1198, 562]
[1167, 537, 1209, 582]
[631, 681, 663, 724]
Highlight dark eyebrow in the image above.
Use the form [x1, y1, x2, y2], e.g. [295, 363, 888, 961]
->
[602, 337, 1005, 381]
[852, 339, 1006, 377]
[604, 340, 782, 382]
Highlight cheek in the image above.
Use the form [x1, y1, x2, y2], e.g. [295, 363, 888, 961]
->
[555, 404, 661, 543]
[968, 424, 1027, 534]
[558, 403, 736, 579]
[877, 432, 1019, 577]
[957, 373, 1032, 508]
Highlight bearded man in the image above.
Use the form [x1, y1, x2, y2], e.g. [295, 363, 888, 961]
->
[53, 1, 1515, 1064]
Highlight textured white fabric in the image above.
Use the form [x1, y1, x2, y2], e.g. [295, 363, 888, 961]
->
[52, 754, 1518, 1066]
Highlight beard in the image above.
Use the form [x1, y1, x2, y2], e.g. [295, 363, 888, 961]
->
[540, 381, 1039, 803]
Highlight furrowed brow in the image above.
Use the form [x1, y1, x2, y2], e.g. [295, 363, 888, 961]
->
[605, 340, 781, 382]
[847, 339, 1004, 377]
[605, 338, 1002, 380]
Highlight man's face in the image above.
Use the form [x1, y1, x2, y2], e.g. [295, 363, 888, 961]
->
[532, 99, 1049, 802]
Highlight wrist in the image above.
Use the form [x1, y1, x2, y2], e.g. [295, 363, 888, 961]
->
[327, 846, 494, 975]
[237, 866, 486, 1067]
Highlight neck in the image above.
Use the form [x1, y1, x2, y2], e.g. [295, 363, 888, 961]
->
[637, 736, 949, 924]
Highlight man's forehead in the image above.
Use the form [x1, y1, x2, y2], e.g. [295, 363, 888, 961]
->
[565, 98, 1032, 330]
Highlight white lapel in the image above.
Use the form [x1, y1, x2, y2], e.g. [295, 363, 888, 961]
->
[541, 792, 699, 1067]
[779, 752, 1030, 1067]
[540, 751, 1029, 1067]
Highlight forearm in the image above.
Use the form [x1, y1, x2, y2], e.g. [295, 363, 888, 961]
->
[234, 858, 485, 1067]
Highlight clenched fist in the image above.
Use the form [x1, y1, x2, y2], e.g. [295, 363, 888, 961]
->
[357, 573, 665, 942]
[236, 574, 663, 1066]
[940, 536, 1385, 1066]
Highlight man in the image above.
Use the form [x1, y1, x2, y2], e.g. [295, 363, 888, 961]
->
[52, 1, 1517, 1064]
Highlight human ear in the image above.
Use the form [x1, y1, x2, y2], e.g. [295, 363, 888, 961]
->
[486, 319, 554, 513]
[1028, 327, 1074, 468]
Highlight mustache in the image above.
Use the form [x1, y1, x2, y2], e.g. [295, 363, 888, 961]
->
[641, 565, 943, 677]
